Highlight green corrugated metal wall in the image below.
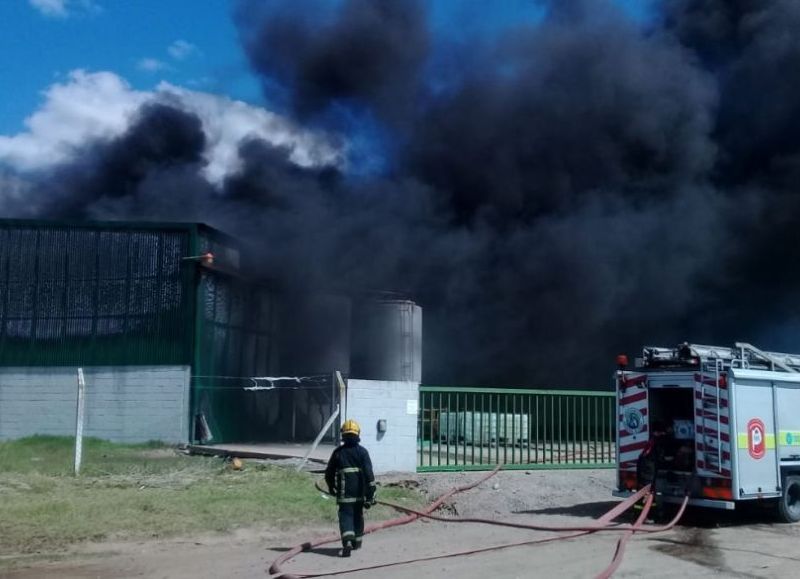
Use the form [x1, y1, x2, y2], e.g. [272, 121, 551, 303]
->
[0, 220, 195, 366]
[192, 267, 276, 443]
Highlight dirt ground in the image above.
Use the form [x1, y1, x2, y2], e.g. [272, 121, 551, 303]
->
[4, 469, 800, 579]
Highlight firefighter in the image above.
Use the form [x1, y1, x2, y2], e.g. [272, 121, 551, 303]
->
[637, 421, 667, 490]
[325, 419, 376, 557]
[636, 421, 670, 519]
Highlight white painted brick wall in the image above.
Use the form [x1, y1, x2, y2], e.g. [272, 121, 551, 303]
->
[0, 366, 191, 443]
[345, 379, 419, 474]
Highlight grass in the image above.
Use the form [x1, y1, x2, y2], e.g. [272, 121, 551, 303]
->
[0, 436, 422, 565]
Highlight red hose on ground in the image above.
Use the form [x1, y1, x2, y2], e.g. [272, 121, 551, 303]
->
[268, 466, 503, 578]
[272, 486, 667, 578]
[595, 492, 653, 579]
[377, 492, 688, 534]
[298, 489, 691, 579]
[270, 471, 691, 578]
[594, 492, 690, 579]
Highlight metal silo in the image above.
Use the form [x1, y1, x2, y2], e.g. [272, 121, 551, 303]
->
[351, 299, 422, 382]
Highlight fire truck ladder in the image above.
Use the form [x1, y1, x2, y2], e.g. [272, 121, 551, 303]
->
[643, 342, 800, 373]
[700, 359, 723, 473]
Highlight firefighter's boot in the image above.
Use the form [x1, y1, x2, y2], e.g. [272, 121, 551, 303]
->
[340, 540, 353, 558]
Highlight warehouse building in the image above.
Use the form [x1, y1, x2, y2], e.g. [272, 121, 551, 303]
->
[0, 219, 422, 471]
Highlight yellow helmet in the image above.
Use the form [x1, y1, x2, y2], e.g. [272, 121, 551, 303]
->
[341, 419, 361, 436]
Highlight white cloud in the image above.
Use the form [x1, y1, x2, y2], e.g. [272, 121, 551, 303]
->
[137, 58, 170, 73]
[0, 70, 344, 185]
[168, 40, 198, 61]
[29, 0, 67, 17]
[156, 82, 344, 182]
[0, 70, 147, 171]
[29, 0, 98, 18]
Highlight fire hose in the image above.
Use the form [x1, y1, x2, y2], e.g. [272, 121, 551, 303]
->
[269, 466, 503, 578]
[269, 469, 689, 579]
[596, 492, 654, 579]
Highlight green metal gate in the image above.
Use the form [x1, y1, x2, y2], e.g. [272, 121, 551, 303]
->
[418, 386, 616, 472]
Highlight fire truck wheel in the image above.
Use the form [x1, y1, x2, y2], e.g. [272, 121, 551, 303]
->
[777, 476, 800, 523]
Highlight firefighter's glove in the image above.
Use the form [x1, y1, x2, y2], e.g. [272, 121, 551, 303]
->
[364, 497, 376, 509]
[327, 487, 335, 497]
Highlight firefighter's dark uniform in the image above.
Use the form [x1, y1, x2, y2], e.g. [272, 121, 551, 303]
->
[637, 430, 675, 491]
[636, 431, 674, 518]
[636, 439, 659, 490]
[325, 423, 376, 554]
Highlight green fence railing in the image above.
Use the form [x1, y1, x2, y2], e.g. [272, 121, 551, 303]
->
[418, 386, 616, 472]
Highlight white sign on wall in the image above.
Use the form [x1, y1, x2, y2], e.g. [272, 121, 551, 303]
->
[406, 399, 419, 415]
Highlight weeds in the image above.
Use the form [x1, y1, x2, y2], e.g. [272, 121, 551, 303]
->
[0, 437, 420, 564]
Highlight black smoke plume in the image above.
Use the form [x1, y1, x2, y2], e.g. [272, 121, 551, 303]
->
[235, 0, 429, 124]
[6, 0, 800, 386]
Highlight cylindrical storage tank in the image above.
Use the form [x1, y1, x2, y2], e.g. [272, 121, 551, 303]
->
[351, 299, 422, 382]
[276, 293, 352, 376]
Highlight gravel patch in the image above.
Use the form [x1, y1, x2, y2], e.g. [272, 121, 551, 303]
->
[414, 469, 616, 517]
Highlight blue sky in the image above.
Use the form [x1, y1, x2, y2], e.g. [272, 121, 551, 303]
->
[0, 0, 654, 141]
[0, 0, 260, 134]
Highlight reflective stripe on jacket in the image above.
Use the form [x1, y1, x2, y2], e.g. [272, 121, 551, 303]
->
[325, 440, 376, 504]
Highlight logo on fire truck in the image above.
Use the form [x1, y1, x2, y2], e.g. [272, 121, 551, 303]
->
[747, 418, 766, 460]
[624, 408, 644, 434]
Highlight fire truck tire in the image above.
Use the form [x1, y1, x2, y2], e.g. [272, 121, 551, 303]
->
[777, 476, 800, 523]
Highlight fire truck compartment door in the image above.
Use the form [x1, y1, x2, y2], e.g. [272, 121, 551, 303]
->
[734, 380, 779, 497]
[775, 382, 800, 461]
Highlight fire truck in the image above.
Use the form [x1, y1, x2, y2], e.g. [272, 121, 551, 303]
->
[614, 342, 800, 522]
